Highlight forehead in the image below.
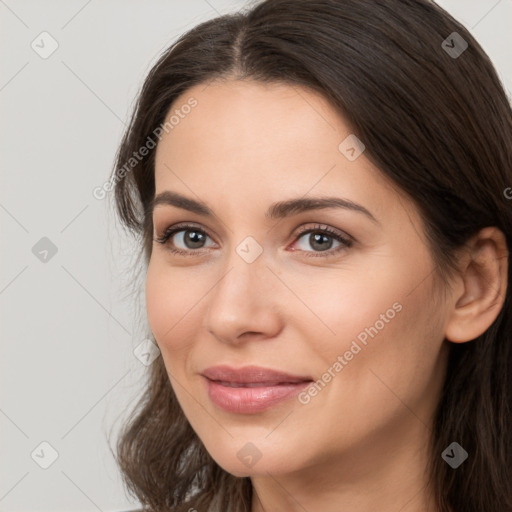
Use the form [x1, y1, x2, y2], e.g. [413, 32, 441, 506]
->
[152, 79, 415, 225]
[156, 79, 342, 165]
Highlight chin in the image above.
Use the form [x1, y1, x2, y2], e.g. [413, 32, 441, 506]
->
[206, 446, 301, 478]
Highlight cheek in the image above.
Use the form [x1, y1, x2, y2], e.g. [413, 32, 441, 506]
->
[145, 260, 205, 418]
[145, 258, 202, 352]
[299, 266, 408, 360]
[145, 262, 172, 341]
[305, 259, 441, 398]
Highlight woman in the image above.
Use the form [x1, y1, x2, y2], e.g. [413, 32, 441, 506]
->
[109, 0, 512, 510]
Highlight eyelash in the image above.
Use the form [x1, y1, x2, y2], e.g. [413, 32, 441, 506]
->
[153, 223, 353, 258]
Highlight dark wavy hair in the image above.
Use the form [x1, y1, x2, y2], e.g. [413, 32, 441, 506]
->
[107, 0, 512, 510]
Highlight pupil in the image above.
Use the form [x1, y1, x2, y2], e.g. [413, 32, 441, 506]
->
[311, 233, 332, 251]
[186, 231, 205, 249]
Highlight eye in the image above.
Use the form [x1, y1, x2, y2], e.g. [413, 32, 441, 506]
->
[291, 224, 352, 257]
[153, 223, 215, 255]
[153, 222, 353, 258]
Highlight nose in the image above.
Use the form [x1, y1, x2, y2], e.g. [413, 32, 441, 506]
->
[203, 250, 283, 345]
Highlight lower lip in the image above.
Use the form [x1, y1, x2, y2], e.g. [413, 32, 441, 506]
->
[203, 377, 312, 414]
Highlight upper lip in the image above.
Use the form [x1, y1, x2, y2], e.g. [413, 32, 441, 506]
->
[201, 365, 313, 384]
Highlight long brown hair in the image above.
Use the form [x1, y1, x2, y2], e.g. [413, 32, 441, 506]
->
[108, 1, 512, 510]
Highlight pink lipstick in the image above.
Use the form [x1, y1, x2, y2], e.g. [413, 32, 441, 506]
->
[201, 365, 313, 414]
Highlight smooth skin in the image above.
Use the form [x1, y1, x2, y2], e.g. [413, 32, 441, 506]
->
[146, 79, 508, 512]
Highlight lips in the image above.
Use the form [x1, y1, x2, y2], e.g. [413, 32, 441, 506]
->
[201, 365, 313, 385]
[201, 365, 314, 414]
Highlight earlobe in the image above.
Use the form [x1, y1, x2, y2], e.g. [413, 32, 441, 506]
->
[444, 227, 508, 344]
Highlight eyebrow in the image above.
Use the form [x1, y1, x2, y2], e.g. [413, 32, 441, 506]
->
[149, 190, 378, 224]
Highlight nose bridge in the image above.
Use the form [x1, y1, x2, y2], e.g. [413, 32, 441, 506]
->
[216, 227, 270, 294]
[211, 240, 269, 313]
[203, 239, 282, 342]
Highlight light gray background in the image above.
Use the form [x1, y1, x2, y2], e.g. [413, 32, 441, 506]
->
[1, 1, 511, 511]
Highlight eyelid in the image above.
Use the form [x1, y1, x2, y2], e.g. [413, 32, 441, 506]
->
[289, 223, 353, 257]
[293, 223, 351, 242]
[153, 222, 215, 248]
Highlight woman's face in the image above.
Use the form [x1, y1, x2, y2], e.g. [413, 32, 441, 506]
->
[146, 79, 452, 478]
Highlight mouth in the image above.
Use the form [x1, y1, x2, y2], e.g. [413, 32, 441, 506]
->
[200, 365, 314, 414]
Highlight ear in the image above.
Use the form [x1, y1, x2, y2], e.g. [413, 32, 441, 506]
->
[444, 227, 508, 343]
